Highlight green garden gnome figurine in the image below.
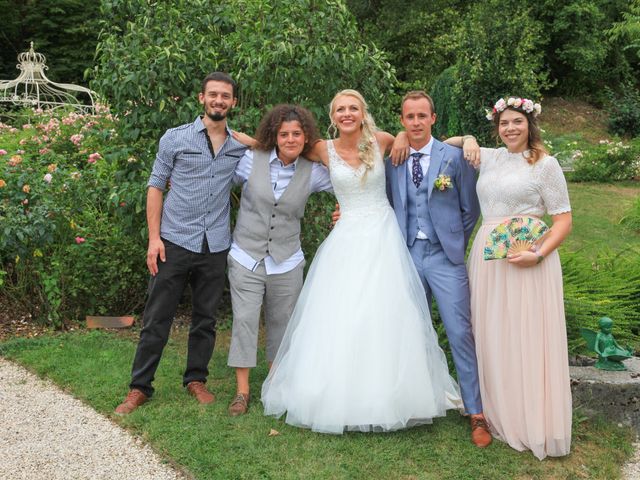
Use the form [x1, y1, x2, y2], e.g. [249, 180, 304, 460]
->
[581, 317, 634, 371]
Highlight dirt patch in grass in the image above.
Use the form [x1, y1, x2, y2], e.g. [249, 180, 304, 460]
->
[541, 97, 610, 143]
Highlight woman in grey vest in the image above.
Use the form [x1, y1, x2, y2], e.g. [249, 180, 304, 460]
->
[227, 105, 333, 415]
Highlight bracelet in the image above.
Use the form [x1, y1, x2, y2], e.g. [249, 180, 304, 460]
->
[535, 251, 545, 264]
[462, 135, 475, 144]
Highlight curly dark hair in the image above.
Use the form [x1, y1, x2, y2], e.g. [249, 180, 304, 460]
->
[493, 107, 548, 164]
[255, 104, 320, 157]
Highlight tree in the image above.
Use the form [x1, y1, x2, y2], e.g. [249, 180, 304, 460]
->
[608, 0, 640, 61]
[91, 0, 400, 143]
[346, 0, 472, 92]
[445, 0, 550, 142]
[0, 0, 99, 85]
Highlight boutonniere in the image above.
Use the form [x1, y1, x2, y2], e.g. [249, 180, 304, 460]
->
[433, 159, 453, 191]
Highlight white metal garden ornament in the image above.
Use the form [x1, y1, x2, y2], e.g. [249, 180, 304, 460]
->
[0, 42, 96, 113]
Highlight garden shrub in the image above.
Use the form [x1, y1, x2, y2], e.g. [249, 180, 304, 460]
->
[91, 0, 400, 145]
[539, 0, 633, 99]
[570, 138, 640, 181]
[0, 108, 147, 326]
[430, 66, 463, 140]
[345, 0, 469, 92]
[562, 249, 640, 354]
[607, 85, 640, 137]
[452, 0, 551, 143]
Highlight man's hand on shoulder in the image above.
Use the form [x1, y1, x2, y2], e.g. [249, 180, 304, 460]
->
[146, 238, 166, 276]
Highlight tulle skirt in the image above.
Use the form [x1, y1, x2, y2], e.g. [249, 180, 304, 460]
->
[468, 217, 572, 459]
[261, 205, 462, 434]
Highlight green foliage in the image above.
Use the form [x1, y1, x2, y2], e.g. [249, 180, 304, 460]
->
[0, 108, 147, 326]
[538, 0, 632, 98]
[570, 138, 640, 182]
[451, 0, 551, 142]
[606, 85, 640, 137]
[346, 0, 469, 91]
[91, 0, 399, 144]
[0, 0, 99, 85]
[562, 250, 640, 354]
[620, 195, 640, 232]
[608, 0, 640, 60]
[299, 193, 333, 268]
[430, 66, 462, 140]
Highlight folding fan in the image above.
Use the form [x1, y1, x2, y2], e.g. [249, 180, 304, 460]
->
[483, 217, 549, 260]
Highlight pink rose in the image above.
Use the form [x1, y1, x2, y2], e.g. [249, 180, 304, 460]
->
[87, 152, 102, 164]
[0, 149, 7, 155]
[75, 236, 86, 244]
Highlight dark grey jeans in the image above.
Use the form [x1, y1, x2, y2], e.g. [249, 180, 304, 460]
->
[129, 238, 228, 397]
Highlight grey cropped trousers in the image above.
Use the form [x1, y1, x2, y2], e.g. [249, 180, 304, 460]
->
[227, 255, 305, 368]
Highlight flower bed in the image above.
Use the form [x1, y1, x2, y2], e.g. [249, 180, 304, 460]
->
[0, 108, 149, 325]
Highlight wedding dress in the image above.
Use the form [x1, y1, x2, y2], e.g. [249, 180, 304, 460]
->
[261, 140, 461, 434]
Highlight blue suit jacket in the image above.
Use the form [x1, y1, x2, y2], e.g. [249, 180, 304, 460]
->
[385, 139, 480, 265]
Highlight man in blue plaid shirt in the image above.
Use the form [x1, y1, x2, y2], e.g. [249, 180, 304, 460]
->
[116, 72, 248, 414]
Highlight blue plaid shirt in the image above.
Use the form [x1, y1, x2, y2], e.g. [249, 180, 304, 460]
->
[147, 116, 248, 253]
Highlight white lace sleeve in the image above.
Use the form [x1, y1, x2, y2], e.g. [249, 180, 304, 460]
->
[537, 156, 571, 215]
[478, 147, 499, 173]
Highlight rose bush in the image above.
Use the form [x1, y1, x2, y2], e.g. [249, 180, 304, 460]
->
[0, 107, 148, 326]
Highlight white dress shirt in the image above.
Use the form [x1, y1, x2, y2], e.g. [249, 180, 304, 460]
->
[230, 148, 333, 274]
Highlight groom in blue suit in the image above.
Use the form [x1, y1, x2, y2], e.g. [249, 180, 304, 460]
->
[385, 91, 491, 448]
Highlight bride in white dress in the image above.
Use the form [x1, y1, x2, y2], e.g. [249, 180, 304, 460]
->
[261, 90, 461, 433]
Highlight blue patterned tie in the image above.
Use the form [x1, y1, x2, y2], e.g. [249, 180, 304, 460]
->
[411, 152, 423, 188]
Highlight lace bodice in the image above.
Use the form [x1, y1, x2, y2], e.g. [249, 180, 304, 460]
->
[327, 140, 391, 218]
[477, 147, 571, 218]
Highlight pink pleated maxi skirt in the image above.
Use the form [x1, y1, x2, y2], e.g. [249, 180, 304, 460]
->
[467, 217, 572, 460]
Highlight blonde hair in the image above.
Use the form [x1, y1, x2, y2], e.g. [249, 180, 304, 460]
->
[328, 89, 378, 172]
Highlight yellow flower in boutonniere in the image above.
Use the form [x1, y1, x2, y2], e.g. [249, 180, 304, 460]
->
[434, 158, 453, 191]
[434, 174, 452, 191]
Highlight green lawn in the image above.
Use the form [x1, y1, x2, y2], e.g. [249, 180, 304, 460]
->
[1, 181, 638, 479]
[0, 330, 634, 480]
[560, 182, 640, 257]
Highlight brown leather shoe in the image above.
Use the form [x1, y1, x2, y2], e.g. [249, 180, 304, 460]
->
[470, 415, 492, 448]
[114, 389, 148, 415]
[228, 393, 250, 416]
[187, 381, 215, 404]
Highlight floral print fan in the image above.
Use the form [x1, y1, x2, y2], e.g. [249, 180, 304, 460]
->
[484, 217, 550, 260]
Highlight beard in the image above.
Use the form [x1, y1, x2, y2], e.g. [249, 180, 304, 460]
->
[206, 110, 226, 122]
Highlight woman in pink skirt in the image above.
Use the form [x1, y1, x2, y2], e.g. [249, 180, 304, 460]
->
[449, 97, 573, 459]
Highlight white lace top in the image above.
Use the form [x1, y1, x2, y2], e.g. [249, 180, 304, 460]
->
[477, 147, 571, 218]
[327, 140, 391, 218]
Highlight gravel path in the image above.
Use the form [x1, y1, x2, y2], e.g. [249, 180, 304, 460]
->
[0, 357, 185, 480]
[624, 440, 640, 480]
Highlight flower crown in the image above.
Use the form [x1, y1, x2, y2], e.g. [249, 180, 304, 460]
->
[486, 97, 541, 121]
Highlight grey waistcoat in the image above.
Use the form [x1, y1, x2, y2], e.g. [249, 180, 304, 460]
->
[406, 171, 438, 246]
[233, 150, 313, 264]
